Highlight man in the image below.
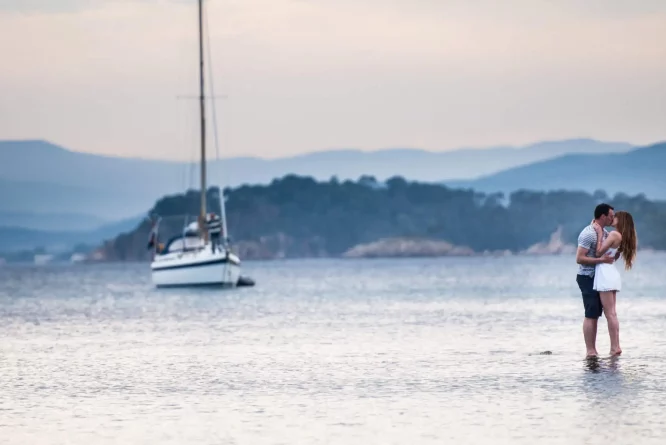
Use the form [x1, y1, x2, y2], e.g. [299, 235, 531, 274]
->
[206, 212, 222, 253]
[575, 203, 616, 358]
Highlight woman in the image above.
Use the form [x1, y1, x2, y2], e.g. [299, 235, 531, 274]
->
[592, 211, 638, 356]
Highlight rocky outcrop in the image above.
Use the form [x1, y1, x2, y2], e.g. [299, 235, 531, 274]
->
[481, 249, 513, 257]
[342, 237, 475, 258]
[522, 226, 576, 255]
[233, 233, 328, 260]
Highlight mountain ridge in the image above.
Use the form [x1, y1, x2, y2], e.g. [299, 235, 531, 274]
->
[0, 138, 639, 221]
[444, 141, 666, 199]
[0, 137, 630, 161]
[0, 214, 144, 253]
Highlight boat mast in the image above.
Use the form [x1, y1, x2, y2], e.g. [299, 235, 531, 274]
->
[201, 0, 230, 248]
[198, 0, 207, 236]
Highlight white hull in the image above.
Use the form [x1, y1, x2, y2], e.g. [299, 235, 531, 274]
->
[151, 244, 241, 288]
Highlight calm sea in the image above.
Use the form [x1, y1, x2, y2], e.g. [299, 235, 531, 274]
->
[1, 254, 666, 444]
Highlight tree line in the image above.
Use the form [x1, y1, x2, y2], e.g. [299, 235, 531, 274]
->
[99, 175, 666, 260]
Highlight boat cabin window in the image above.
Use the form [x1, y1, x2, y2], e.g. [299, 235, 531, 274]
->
[164, 236, 204, 253]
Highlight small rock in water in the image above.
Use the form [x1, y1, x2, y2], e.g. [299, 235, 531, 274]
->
[539, 351, 553, 355]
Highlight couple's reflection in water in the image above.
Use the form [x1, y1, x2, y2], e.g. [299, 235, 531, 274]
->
[577, 353, 651, 441]
[584, 355, 621, 373]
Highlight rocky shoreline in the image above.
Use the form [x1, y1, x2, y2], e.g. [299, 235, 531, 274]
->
[82, 229, 580, 263]
[71, 226, 656, 263]
[342, 238, 475, 258]
[10, 234, 658, 265]
[340, 226, 577, 259]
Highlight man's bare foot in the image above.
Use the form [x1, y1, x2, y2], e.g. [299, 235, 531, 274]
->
[586, 350, 599, 358]
[610, 348, 622, 356]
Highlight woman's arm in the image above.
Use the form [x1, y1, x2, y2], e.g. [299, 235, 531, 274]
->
[596, 231, 621, 257]
[593, 223, 604, 253]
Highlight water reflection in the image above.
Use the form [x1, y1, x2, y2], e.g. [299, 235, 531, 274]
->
[577, 354, 660, 444]
[583, 355, 621, 373]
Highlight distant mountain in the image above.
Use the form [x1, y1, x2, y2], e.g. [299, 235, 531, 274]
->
[0, 211, 107, 231]
[0, 177, 149, 222]
[0, 139, 633, 220]
[233, 139, 633, 185]
[0, 215, 144, 253]
[444, 142, 666, 200]
[0, 141, 182, 220]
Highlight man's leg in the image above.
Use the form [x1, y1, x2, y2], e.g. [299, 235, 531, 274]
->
[577, 275, 603, 357]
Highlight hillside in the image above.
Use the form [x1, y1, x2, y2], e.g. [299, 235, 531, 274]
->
[0, 215, 143, 253]
[97, 176, 666, 261]
[0, 178, 146, 222]
[0, 139, 633, 221]
[0, 211, 107, 231]
[0, 141, 183, 220]
[445, 142, 666, 199]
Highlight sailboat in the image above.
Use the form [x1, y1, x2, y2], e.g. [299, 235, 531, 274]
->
[149, 0, 243, 288]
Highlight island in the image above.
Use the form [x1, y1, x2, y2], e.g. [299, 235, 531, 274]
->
[88, 175, 666, 262]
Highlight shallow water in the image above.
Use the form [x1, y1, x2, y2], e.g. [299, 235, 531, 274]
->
[2, 254, 666, 444]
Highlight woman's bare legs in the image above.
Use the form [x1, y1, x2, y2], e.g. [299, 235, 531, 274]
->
[613, 291, 621, 355]
[601, 290, 621, 355]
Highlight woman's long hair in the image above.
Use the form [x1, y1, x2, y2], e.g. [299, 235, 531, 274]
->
[615, 211, 637, 270]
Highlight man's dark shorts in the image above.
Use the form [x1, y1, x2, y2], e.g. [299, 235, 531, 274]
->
[577, 274, 602, 319]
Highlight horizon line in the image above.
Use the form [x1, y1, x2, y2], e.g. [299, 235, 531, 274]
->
[0, 136, 646, 162]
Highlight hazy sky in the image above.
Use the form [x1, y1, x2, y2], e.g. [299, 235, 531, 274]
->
[1, 0, 665, 160]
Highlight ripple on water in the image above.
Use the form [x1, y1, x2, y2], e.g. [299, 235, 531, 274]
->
[1, 256, 666, 444]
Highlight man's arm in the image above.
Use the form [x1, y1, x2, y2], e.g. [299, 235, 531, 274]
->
[576, 246, 614, 265]
[593, 223, 604, 254]
[577, 227, 613, 265]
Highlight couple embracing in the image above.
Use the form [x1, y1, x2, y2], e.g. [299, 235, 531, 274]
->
[576, 203, 638, 358]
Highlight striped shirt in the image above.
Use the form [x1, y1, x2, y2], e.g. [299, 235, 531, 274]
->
[207, 216, 222, 235]
[577, 224, 608, 276]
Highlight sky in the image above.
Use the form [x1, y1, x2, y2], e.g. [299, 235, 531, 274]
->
[1, 0, 665, 160]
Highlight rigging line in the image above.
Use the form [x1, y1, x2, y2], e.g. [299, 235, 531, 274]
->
[203, 0, 222, 164]
[203, 0, 229, 240]
[185, 94, 197, 196]
[184, 107, 198, 195]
